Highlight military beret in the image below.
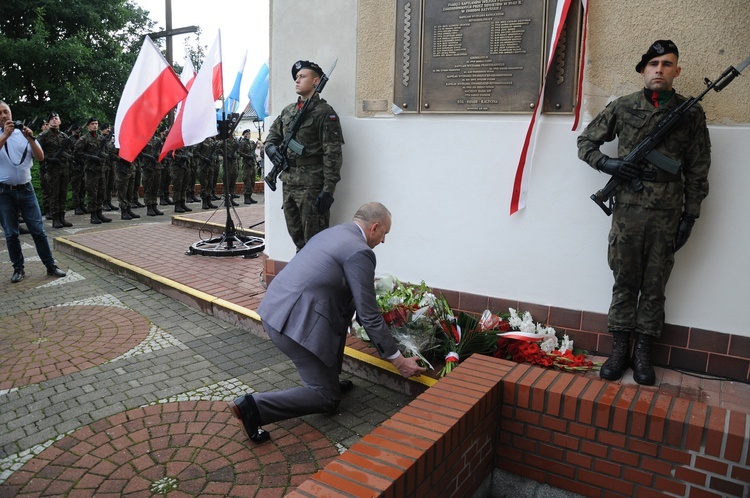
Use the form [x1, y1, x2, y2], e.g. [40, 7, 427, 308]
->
[86, 117, 98, 126]
[48, 111, 59, 121]
[291, 60, 323, 80]
[100, 122, 110, 130]
[636, 40, 679, 73]
[242, 129, 252, 135]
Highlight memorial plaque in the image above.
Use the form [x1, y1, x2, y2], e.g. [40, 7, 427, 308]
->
[420, 0, 548, 113]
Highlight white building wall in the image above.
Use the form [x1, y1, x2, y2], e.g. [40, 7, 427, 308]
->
[264, 0, 750, 338]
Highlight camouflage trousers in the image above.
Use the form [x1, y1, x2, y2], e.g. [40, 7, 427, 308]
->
[85, 164, 106, 212]
[70, 163, 85, 207]
[45, 163, 70, 217]
[607, 203, 681, 338]
[242, 160, 256, 194]
[198, 163, 216, 200]
[141, 165, 162, 205]
[171, 163, 190, 203]
[115, 163, 134, 209]
[224, 160, 238, 196]
[282, 185, 330, 251]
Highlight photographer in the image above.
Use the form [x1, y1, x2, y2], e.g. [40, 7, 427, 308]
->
[0, 100, 66, 283]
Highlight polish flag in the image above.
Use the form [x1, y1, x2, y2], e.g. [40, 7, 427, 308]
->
[175, 57, 197, 116]
[160, 32, 223, 161]
[115, 36, 187, 163]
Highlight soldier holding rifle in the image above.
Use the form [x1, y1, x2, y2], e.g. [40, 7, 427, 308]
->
[577, 40, 711, 385]
[265, 60, 345, 251]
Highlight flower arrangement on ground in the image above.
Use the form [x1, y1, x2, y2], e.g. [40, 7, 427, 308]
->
[353, 276, 600, 376]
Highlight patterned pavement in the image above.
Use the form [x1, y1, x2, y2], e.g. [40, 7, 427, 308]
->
[0, 199, 414, 497]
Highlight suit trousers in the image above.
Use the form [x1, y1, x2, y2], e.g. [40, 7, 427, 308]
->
[254, 321, 341, 425]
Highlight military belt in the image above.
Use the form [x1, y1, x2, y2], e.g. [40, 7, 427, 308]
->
[293, 155, 324, 166]
[641, 170, 679, 182]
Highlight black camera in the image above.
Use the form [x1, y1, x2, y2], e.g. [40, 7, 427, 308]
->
[12, 120, 25, 130]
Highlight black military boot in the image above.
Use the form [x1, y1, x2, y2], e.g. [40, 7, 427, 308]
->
[132, 198, 146, 208]
[181, 201, 192, 212]
[174, 202, 185, 213]
[90, 212, 102, 224]
[244, 194, 258, 204]
[152, 204, 164, 216]
[121, 208, 133, 220]
[159, 195, 168, 206]
[201, 198, 210, 210]
[599, 331, 630, 381]
[126, 206, 141, 219]
[75, 204, 85, 215]
[146, 205, 157, 216]
[230, 198, 239, 206]
[61, 213, 73, 227]
[52, 214, 64, 229]
[191, 193, 201, 203]
[165, 194, 174, 205]
[97, 210, 112, 223]
[632, 334, 656, 386]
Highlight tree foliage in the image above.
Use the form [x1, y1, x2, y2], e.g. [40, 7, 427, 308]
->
[0, 1, 155, 130]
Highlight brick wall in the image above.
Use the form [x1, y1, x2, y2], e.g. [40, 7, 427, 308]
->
[264, 260, 750, 383]
[288, 355, 750, 498]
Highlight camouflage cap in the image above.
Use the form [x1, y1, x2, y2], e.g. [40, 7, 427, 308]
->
[636, 40, 679, 73]
[291, 60, 323, 80]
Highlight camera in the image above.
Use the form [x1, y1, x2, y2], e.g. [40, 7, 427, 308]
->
[13, 120, 25, 130]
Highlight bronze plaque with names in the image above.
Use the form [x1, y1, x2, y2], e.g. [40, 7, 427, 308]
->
[420, 0, 548, 113]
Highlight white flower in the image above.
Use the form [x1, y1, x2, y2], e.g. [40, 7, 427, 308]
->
[558, 334, 574, 354]
[540, 336, 557, 353]
[375, 274, 397, 295]
[419, 292, 437, 308]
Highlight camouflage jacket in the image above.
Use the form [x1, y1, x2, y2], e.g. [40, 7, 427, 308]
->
[577, 90, 711, 216]
[266, 93, 344, 192]
[137, 136, 160, 169]
[37, 128, 72, 166]
[74, 131, 106, 169]
[238, 138, 256, 166]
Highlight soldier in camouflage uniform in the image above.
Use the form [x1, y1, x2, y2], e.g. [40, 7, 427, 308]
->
[239, 129, 258, 204]
[75, 118, 112, 224]
[171, 146, 193, 213]
[577, 40, 711, 386]
[113, 150, 140, 221]
[265, 60, 344, 251]
[100, 123, 116, 212]
[224, 135, 240, 206]
[194, 137, 217, 209]
[138, 132, 164, 216]
[37, 112, 76, 228]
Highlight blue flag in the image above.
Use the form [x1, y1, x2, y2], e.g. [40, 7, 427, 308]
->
[248, 62, 270, 121]
[223, 51, 247, 116]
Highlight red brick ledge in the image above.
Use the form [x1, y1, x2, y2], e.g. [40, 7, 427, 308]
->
[288, 355, 750, 498]
[263, 259, 750, 383]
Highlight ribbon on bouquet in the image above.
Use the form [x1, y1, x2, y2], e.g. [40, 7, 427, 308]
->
[497, 331, 551, 342]
[509, 0, 589, 215]
[445, 351, 460, 363]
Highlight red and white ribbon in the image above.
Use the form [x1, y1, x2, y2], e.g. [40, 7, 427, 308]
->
[510, 0, 588, 215]
[445, 352, 459, 363]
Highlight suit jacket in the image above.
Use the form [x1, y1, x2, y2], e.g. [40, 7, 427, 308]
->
[258, 222, 398, 367]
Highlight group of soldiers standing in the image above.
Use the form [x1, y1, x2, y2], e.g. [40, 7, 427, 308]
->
[36, 111, 262, 227]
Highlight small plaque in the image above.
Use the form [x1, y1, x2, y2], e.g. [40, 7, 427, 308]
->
[362, 99, 389, 112]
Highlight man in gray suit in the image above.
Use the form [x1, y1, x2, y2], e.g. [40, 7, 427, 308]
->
[230, 202, 425, 443]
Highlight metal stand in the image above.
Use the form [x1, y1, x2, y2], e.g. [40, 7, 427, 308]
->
[187, 114, 264, 258]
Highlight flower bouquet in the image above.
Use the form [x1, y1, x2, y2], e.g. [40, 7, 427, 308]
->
[488, 308, 601, 372]
[352, 276, 444, 369]
[436, 309, 503, 377]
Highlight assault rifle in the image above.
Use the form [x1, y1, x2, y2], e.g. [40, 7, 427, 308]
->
[264, 59, 338, 191]
[591, 55, 750, 215]
[45, 124, 81, 165]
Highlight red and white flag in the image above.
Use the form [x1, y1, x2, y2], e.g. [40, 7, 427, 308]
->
[160, 32, 223, 161]
[509, 0, 588, 215]
[114, 36, 187, 163]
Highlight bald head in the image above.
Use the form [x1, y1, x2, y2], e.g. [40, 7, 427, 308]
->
[353, 202, 392, 248]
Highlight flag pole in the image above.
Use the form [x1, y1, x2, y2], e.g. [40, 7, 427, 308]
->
[186, 67, 264, 257]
